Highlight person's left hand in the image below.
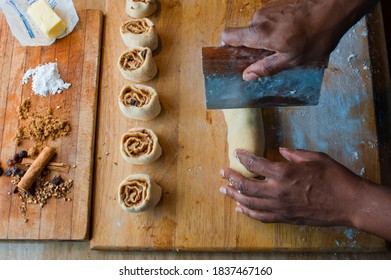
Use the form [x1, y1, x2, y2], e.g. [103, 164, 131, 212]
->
[220, 148, 367, 227]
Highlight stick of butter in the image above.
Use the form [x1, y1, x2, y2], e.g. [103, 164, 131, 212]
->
[27, 0, 67, 40]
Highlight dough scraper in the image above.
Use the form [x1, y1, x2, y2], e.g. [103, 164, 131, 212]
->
[202, 46, 329, 109]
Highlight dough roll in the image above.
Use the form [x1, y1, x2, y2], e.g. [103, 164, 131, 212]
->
[120, 18, 158, 50]
[120, 127, 162, 165]
[118, 47, 157, 82]
[223, 109, 265, 178]
[126, 0, 158, 18]
[118, 84, 161, 121]
[118, 173, 162, 213]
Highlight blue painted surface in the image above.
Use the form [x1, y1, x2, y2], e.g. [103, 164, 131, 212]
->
[271, 18, 377, 179]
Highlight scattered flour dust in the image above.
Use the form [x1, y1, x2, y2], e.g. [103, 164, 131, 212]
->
[22, 62, 71, 96]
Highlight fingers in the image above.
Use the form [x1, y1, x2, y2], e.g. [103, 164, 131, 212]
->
[243, 53, 291, 80]
[220, 167, 272, 198]
[221, 27, 246, 47]
[279, 147, 330, 163]
[220, 186, 284, 223]
[279, 147, 307, 163]
[222, 26, 267, 49]
[235, 149, 282, 178]
[221, 184, 275, 212]
[236, 205, 283, 224]
[222, 25, 292, 80]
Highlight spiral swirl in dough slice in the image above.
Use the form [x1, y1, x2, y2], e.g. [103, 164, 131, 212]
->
[120, 127, 162, 165]
[126, 0, 158, 18]
[118, 84, 161, 121]
[118, 47, 157, 83]
[118, 174, 162, 213]
[120, 18, 158, 50]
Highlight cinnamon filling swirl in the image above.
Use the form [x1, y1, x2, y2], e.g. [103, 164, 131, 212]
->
[122, 19, 150, 35]
[120, 49, 147, 71]
[122, 129, 154, 158]
[120, 85, 152, 107]
[120, 179, 148, 207]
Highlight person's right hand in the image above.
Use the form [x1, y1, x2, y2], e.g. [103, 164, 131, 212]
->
[219, 148, 391, 241]
[220, 148, 365, 228]
[222, 0, 377, 80]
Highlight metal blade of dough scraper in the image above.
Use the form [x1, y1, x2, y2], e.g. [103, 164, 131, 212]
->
[202, 46, 329, 110]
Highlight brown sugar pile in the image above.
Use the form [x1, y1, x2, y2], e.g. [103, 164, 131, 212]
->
[15, 100, 71, 156]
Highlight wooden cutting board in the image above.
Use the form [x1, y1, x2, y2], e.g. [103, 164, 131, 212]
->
[90, 0, 387, 251]
[0, 10, 102, 240]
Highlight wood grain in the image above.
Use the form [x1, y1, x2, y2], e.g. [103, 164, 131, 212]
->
[0, 10, 103, 240]
[90, 0, 387, 251]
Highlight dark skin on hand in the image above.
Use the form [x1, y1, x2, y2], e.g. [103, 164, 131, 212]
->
[220, 0, 391, 241]
[222, 0, 379, 80]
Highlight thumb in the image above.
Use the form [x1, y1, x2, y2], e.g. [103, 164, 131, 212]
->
[243, 53, 289, 80]
[222, 27, 260, 47]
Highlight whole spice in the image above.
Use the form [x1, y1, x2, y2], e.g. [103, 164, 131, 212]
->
[10, 174, 73, 218]
[25, 177, 73, 208]
[7, 159, 16, 166]
[0, 167, 3, 177]
[17, 147, 56, 192]
[22, 158, 70, 173]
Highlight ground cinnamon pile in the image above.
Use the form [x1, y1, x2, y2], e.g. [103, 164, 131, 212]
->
[14, 100, 71, 156]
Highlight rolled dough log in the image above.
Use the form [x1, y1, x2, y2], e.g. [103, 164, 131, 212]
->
[118, 84, 161, 121]
[120, 18, 158, 50]
[126, 0, 158, 18]
[118, 173, 162, 213]
[118, 47, 157, 82]
[223, 109, 265, 178]
[120, 127, 162, 165]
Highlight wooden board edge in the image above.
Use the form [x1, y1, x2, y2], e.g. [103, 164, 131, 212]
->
[89, 243, 388, 253]
[87, 3, 389, 252]
[73, 9, 104, 241]
[0, 9, 104, 241]
[368, 4, 391, 188]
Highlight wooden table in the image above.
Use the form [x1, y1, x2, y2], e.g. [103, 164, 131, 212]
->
[0, 0, 390, 259]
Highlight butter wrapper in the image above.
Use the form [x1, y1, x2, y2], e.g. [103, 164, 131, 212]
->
[0, 0, 79, 46]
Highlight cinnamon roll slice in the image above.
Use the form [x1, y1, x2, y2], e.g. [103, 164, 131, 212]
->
[120, 18, 158, 50]
[118, 174, 162, 213]
[126, 0, 158, 18]
[118, 84, 161, 121]
[120, 128, 162, 165]
[118, 47, 157, 82]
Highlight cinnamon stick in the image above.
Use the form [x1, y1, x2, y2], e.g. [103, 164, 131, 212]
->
[21, 158, 70, 173]
[18, 147, 56, 192]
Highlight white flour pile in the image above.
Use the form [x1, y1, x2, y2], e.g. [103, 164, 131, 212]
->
[22, 62, 71, 96]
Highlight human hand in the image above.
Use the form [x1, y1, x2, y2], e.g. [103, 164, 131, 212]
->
[220, 148, 368, 227]
[222, 0, 377, 80]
